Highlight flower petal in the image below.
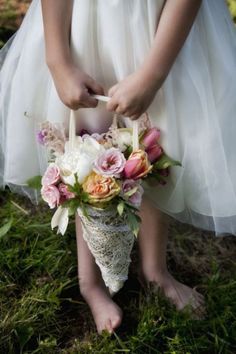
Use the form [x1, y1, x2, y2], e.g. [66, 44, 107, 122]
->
[51, 206, 63, 230]
[51, 206, 69, 235]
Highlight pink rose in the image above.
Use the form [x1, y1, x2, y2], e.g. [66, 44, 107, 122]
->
[141, 127, 160, 150]
[124, 150, 152, 180]
[42, 164, 60, 186]
[41, 185, 60, 209]
[58, 183, 75, 200]
[93, 147, 126, 177]
[146, 144, 163, 163]
[122, 179, 144, 207]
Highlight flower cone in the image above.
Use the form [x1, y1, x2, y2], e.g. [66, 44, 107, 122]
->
[77, 204, 135, 295]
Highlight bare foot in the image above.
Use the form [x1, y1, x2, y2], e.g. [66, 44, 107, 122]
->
[81, 285, 123, 334]
[140, 270, 205, 318]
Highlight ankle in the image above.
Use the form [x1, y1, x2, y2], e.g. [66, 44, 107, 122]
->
[141, 266, 170, 284]
[79, 279, 105, 298]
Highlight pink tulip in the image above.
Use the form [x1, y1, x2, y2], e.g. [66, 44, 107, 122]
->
[146, 144, 163, 163]
[124, 150, 152, 180]
[141, 128, 160, 149]
[42, 164, 60, 186]
[41, 185, 60, 209]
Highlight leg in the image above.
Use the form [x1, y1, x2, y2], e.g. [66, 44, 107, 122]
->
[138, 195, 205, 314]
[75, 213, 123, 334]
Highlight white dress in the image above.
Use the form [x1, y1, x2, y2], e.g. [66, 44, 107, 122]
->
[1, 0, 236, 236]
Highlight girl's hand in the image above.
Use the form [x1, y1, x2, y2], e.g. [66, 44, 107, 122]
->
[48, 61, 104, 109]
[106, 70, 162, 120]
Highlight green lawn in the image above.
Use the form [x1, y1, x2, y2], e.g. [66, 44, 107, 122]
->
[0, 189, 236, 353]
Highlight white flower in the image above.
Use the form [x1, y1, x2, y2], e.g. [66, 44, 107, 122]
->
[56, 136, 105, 185]
[51, 206, 69, 235]
[116, 129, 133, 152]
[105, 127, 133, 152]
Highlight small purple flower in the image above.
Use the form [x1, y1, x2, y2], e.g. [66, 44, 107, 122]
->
[36, 121, 66, 155]
[121, 179, 144, 208]
[37, 130, 46, 145]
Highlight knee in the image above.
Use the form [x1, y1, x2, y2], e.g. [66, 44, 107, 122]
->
[140, 195, 170, 224]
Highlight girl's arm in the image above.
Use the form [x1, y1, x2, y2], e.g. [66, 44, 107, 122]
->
[107, 0, 202, 120]
[41, 0, 103, 109]
[41, 0, 73, 68]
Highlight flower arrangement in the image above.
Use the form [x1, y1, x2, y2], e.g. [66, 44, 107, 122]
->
[28, 101, 181, 294]
[31, 115, 180, 235]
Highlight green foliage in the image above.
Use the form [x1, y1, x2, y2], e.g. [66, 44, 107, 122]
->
[26, 175, 42, 190]
[228, 0, 236, 20]
[153, 153, 182, 170]
[117, 198, 141, 238]
[0, 215, 13, 239]
[63, 173, 90, 218]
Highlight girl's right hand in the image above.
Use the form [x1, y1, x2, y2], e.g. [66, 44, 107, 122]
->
[48, 61, 104, 109]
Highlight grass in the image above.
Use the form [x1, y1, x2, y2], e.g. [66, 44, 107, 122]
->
[0, 188, 236, 353]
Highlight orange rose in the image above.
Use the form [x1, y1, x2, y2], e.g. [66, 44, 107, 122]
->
[124, 149, 153, 180]
[82, 171, 120, 205]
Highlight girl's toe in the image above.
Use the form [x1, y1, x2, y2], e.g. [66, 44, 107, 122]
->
[106, 319, 114, 334]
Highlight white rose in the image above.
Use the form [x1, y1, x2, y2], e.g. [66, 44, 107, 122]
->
[56, 136, 105, 185]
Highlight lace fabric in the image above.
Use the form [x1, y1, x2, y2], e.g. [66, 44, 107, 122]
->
[77, 204, 135, 295]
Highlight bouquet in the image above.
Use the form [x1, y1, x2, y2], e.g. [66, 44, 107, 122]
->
[29, 96, 181, 294]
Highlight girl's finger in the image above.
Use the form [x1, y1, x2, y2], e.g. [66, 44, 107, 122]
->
[108, 84, 119, 97]
[115, 105, 126, 115]
[82, 91, 99, 108]
[106, 98, 118, 112]
[86, 78, 104, 95]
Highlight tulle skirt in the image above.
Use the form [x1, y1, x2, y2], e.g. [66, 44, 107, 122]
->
[1, 0, 236, 236]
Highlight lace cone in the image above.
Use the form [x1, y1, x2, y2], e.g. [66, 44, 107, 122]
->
[77, 205, 135, 295]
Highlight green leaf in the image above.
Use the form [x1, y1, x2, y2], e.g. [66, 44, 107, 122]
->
[81, 203, 91, 220]
[154, 153, 182, 170]
[125, 206, 141, 238]
[123, 186, 138, 198]
[62, 198, 81, 213]
[127, 212, 140, 238]
[123, 200, 139, 212]
[15, 325, 34, 351]
[26, 175, 42, 190]
[124, 145, 133, 158]
[0, 216, 13, 239]
[81, 191, 90, 203]
[117, 201, 125, 216]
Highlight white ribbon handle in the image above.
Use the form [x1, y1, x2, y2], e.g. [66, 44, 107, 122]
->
[69, 95, 139, 151]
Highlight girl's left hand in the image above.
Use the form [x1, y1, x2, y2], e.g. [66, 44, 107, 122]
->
[106, 70, 161, 120]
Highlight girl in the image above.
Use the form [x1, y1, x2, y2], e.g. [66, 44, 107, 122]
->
[1, 0, 236, 334]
